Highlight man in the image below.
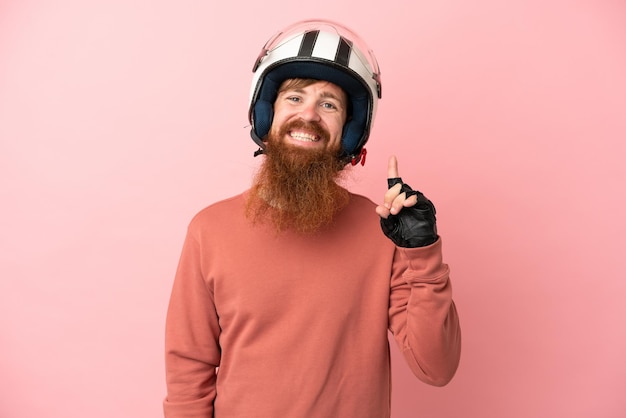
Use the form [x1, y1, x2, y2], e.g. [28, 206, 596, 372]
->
[164, 19, 461, 418]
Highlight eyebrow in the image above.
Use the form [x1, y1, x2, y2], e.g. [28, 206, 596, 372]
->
[319, 91, 344, 103]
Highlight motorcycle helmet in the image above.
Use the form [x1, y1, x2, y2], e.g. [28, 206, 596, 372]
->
[248, 19, 382, 165]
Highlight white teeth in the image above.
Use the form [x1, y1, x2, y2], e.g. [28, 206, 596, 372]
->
[290, 131, 319, 142]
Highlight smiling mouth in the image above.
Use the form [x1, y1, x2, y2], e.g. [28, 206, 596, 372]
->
[289, 131, 321, 143]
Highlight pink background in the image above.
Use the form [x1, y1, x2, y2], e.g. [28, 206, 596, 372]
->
[1, 1, 625, 417]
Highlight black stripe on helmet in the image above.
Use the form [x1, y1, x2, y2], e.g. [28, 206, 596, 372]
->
[335, 36, 352, 67]
[298, 30, 319, 57]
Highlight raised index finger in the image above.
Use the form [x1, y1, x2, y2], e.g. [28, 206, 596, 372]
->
[387, 155, 399, 179]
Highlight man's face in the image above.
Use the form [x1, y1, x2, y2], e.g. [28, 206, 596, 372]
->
[269, 79, 348, 153]
[245, 79, 350, 234]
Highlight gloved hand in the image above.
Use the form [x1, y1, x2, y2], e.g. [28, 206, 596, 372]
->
[375, 156, 438, 248]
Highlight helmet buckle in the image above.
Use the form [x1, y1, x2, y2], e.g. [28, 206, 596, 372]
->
[351, 148, 367, 166]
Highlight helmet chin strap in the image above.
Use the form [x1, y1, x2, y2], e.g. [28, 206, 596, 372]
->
[251, 128, 267, 157]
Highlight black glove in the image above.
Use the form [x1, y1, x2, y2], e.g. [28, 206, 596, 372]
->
[380, 177, 438, 248]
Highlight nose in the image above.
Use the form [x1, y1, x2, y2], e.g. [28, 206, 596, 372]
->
[298, 102, 321, 122]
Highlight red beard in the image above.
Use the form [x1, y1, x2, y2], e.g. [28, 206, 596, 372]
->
[245, 120, 350, 234]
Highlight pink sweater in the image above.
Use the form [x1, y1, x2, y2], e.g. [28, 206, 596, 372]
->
[164, 191, 461, 417]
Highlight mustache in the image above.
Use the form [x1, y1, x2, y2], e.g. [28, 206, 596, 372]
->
[279, 119, 330, 143]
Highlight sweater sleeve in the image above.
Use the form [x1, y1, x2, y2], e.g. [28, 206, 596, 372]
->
[163, 225, 221, 417]
[388, 238, 461, 386]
